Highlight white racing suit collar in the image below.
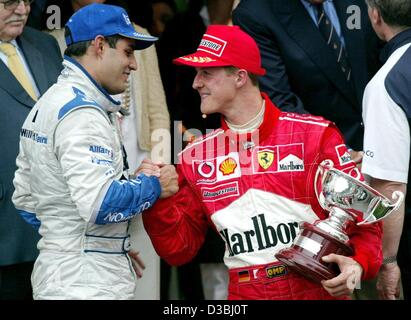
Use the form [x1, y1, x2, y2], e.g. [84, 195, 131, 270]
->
[61, 55, 122, 113]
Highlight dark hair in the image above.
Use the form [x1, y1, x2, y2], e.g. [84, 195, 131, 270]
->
[64, 28, 123, 57]
[224, 66, 259, 87]
[366, 0, 411, 28]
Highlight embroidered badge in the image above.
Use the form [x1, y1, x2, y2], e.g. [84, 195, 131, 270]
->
[257, 150, 274, 170]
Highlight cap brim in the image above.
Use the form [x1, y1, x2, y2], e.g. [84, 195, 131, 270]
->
[173, 53, 266, 76]
[173, 53, 230, 68]
[119, 32, 158, 50]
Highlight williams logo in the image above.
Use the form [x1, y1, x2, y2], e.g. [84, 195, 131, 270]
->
[257, 150, 274, 170]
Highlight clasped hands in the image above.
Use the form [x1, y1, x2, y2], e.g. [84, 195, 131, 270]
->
[135, 159, 179, 198]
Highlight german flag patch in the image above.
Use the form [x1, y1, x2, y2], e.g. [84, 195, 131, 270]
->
[238, 270, 250, 282]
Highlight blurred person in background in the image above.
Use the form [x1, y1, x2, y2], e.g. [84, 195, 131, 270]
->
[362, 0, 411, 300]
[0, 0, 62, 299]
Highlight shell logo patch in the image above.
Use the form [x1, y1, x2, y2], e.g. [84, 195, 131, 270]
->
[257, 150, 274, 170]
[219, 157, 237, 176]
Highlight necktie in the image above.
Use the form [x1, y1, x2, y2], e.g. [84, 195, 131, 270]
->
[0, 42, 37, 101]
[316, 4, 352, 81]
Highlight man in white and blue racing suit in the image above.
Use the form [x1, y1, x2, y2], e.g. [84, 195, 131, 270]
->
[11, 4, 178, 299]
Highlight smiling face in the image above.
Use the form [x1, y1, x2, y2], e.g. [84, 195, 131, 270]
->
[99, 37, 137, 95]
[0, 1, 30, 41]
[192, 67, 237, 116]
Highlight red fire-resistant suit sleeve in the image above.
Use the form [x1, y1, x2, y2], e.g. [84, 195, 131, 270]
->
[143, 165, 209, 266]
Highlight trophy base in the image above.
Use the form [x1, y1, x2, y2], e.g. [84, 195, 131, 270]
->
[275, 222, 353, 284]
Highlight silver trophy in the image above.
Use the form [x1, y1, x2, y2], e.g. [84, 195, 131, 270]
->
[275, 159, 404, 283]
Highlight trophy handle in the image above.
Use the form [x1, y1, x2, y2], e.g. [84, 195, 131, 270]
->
[314, 160, 334, 210]
[358, 190, 405, 225]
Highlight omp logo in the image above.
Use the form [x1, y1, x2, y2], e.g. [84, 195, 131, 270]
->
[265, 265, 287, 279]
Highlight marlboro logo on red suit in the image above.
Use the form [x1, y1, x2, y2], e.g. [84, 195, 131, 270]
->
[278, 143, 304, 172]
[335, 144, 353, 166]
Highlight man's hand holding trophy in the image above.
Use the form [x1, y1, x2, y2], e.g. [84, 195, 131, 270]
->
[276, 159, 404, 294]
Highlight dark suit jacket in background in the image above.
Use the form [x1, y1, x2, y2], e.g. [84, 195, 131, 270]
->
[0, 27, 62, 267]
[233, 0, 382, 150]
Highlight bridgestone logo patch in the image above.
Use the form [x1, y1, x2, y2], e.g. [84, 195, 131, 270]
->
[197, 34, 227, 57]
[201, 181, 239, 202]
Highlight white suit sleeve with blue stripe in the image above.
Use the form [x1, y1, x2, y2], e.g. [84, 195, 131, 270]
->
[54, 107, 161, 224]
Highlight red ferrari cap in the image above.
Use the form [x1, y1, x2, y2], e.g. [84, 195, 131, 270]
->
[173, 25, 266, 76]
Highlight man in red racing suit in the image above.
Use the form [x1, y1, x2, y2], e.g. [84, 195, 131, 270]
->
[143, 25, 382, 300]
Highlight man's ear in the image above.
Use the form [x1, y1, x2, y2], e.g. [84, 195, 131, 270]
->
[92, 35, 106, 57]
[235, 69, 248, 88]
[370, 6, 382, 26]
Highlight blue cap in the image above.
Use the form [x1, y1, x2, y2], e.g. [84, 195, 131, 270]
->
[65, 3, 157, 50]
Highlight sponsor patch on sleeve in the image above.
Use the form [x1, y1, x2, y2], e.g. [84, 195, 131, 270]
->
[335, 144, 353, 166]
[201, 181, 239, 202]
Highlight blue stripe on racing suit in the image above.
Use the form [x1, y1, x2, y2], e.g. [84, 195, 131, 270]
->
[94, 174, 161, 224]
[18, 210, 40, 231]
